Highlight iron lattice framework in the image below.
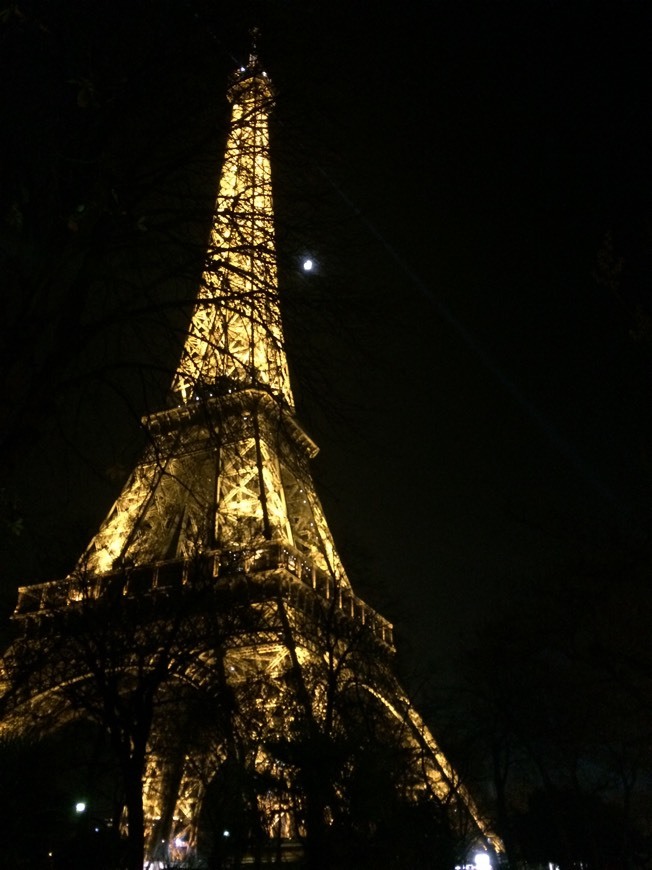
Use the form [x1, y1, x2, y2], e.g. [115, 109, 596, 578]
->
[0, 54, 503, 864]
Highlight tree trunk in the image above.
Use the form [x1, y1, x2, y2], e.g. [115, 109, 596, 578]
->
[124, 760, 147, 870]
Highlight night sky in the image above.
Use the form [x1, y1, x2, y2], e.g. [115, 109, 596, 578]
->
[1, 1, 650, 683]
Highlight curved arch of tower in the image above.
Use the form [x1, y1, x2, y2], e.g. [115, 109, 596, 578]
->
[0, 52, 504, 866]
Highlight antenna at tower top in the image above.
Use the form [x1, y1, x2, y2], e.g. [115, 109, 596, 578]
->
[249, 25, 260, 66]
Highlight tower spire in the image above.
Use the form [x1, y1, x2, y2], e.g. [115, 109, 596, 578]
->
[249, 24, 260, 66]
[171, 48, 292, 409]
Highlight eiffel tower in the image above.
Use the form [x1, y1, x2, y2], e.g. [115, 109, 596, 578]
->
[1, 49, 503, 867]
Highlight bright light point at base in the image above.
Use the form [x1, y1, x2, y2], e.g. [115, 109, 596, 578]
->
[75, 802, 86, 813]
[223, 830, 230, 838]
[302, 258, 313, 272]
[474, 853, 491, 869]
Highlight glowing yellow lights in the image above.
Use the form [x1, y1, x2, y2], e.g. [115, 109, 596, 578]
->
[81, 468, 155, 574]
[171, 66, 292, 409]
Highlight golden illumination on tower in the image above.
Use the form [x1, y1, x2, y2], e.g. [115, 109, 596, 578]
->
[172, 61, 292, 408]
[0, 48, 504, 867]
[64, 53, 353, 587]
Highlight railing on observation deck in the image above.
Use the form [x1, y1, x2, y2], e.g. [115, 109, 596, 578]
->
[13, 543, 394, 649]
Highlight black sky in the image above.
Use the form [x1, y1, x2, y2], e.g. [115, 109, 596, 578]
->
[1, 0, 651, 680]
[269, 0, 652, 676]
